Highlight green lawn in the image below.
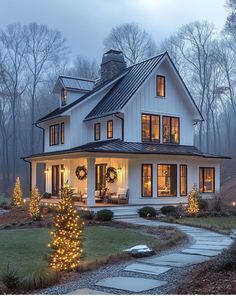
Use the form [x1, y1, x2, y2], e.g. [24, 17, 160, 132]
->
[0, 226, 161, 278]
[177, 216, 236, 232]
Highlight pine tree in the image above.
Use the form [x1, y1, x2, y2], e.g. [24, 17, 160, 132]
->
[187, 184, 200, 215]
[48, 186, 84, 271]
[29, 186, 41, 221]
[12, 177, 24, 207]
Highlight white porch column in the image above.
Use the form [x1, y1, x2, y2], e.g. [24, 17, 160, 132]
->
[31, 161, 37, 190]
[86, 157, 96, 206]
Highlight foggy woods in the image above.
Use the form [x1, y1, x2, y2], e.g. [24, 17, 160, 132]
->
[0, 1, 235, 196]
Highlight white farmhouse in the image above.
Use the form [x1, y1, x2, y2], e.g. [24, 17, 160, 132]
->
[23, 50, 230, 207]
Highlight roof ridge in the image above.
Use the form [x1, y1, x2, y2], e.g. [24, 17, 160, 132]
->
[126, 51, 167, 69]
[59, 75, 96, 82]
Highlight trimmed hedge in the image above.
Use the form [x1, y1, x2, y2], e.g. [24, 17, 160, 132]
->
[96, 209, 113, 221]
[138, 206, 157, 218]
[160, 205, 176, 215]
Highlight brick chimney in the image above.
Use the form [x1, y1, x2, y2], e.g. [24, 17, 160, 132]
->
[100, 49, 126, 83]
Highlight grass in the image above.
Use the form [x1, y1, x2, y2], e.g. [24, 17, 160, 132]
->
[177, 216, 236, 233]
[0, 225, 166, 278]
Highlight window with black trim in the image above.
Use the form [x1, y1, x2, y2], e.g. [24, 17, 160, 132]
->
[157, 164, 177, 197]
[107, 120, 113, 139]
[142, 113, 160, 142]
[61, 122, 65, 144]
[156, 75, 165, 97]
[94, 123, 100, 141]
[61, 88, 67, 106]
[199, 167, 215, 193]
[180, 165, 187, 196]
[163, 116, 179, 144]
[142, 164, 153, 197]
[49, 124, 60, 146]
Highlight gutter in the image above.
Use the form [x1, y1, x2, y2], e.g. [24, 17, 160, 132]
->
[114, 113, 124, 141]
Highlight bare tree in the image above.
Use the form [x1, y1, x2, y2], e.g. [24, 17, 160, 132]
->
[68, 56, 99, 79]
[104, 23, 157, 65]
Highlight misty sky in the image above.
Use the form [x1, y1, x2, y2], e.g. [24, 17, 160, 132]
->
[0, 0, 229, 62]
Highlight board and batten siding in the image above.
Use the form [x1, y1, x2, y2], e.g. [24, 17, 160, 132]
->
[124, 60, 195, 145]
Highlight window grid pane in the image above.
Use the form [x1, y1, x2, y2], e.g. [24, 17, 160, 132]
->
[157, 164, 177, 197]
[107, 120, 113, 139]
[199, 167, 215, 193]
[142, 164, 152, 197]
[180, 165, 187, 196]
[156, 76, 165, 97]
[151, 115, 160, 142]
[142, 114, 151, 142]
[94, 123, 100, 140]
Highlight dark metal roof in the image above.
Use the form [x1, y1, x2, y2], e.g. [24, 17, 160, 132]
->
[23, 139, 231, 159]
[85, 53, 165, 121]
[59, 76, 95, 91]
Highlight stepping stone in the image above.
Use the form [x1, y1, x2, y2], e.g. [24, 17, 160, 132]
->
[192, 241, 232, 246]
[182, 248, 220, 257]
[96, 277, 166, 292]
[140, 253, 209, 267]
[68, 288, 109, 294]
[124, 263, 171, 275]
[191, 244, 227, 250]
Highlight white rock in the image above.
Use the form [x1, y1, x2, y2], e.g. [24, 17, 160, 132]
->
[230, 229, 236, 239]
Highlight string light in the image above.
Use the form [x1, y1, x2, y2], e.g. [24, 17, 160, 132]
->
[12, 177, 24, 207]
[186, 184, 199, 215]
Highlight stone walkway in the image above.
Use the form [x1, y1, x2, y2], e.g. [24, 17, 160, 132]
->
[90, 218, 233, 294]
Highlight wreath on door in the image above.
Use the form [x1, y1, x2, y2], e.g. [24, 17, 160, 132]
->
[106, 167, 118, 183]
[75, 165, 87, 181]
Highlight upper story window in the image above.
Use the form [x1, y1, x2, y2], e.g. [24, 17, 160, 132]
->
[61, 88, 67, 106]
[156, 75, 165, 97]
[142, 113, 160, 143]
[49, 123, 64, 146]
[199, 167, 215, 193]
[94, 123, 101, 141]
[107, 120, 113, 139]
[163, 116, 179, 144]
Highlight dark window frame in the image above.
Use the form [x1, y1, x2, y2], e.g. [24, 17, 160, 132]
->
[141, 113, 160, 143]
[141, 164, 153, 197]
[94, 123, 101, 141]
[157, 164, 177, 197]
[61, 122, 65, 144]
[49, 124, 60, 146]
[162, 115, 180, 144]
[107, 120, 113, 139]
[61, 88, 67, 106]
[199, 167, 215, 193]
[180, 164, 187, 196]
[156, 75, 166, 97]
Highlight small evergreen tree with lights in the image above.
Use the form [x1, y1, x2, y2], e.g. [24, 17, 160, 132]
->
[12, 177, 24, 207]
[48, 185, 84, 271]
[29, 186, 41, 220]
[187, 184, 200, 216]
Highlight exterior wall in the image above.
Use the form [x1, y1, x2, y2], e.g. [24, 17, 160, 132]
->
[124, 59, 195, 145]
[61, 90, 85, 107]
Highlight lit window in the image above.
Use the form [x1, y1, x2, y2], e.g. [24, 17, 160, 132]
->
[163, 116, 179, 144]
[94, 123, 100, 141]
[49, 124, 60, 146]
[157, 164, 177, 197]
[180, 165, 187, 196]
[142, 113, 160, 142]
[156, 76, 165, 97]
[142, 164, 152, 197]
[61, 122, 65, 144]
[107, 120, 113, 139]
[61, 88, 67, 106]
[199, 167, 215, 193]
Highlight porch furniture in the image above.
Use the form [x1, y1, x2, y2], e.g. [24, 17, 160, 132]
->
[82, 189, 102, 203]
[110, 188, 129, 204]
[70, 187, 81, 201]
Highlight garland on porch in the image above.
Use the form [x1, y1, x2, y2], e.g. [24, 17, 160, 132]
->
[75, 165, 87, 181]
[106, 166, 118, 183]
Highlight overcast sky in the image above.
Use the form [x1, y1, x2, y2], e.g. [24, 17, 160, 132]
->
[0, 0, 229, 62]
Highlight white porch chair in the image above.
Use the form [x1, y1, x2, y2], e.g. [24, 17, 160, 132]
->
[110, 188, 129, 204]
[82, 188, 101, 203]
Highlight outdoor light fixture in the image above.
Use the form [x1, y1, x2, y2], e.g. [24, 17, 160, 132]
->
[44, 168, 49, 174]
[233, 201, 236, 207]
[60, 168, 65, 173]
[117, 167, 122, 173]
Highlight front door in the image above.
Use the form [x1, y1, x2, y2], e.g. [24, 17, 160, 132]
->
[52, 165, 59, 196]
[95, 164, 107, 194]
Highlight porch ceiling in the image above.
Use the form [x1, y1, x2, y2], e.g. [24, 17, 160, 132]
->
[22, 139, 231, 162]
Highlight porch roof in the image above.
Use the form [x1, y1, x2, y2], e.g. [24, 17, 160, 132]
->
[22, 139, 231, 160]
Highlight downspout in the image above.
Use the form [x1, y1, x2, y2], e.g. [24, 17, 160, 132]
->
[114, 113, 124, 141]
[34, 122, 45, 152]
[22, 158, 32, 193]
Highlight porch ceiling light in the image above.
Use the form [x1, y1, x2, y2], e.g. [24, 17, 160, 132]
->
[44, 168, 49, 174]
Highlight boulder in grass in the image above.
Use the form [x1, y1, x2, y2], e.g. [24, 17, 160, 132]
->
[123, 245, 155, 258]
[230, 229, 236, 239]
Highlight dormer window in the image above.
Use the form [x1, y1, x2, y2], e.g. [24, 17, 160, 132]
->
[61, 88, 67, 106]
[94, 123, 101, 141]
[107, 120, 113, 139]
[156, 75, 165, 97]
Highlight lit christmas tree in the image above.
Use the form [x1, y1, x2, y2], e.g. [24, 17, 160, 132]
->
[12, 177, 24, 207]
[48, 186, 84, 271]
[29, 186, 41, 220]
[187, 184, 199, 215]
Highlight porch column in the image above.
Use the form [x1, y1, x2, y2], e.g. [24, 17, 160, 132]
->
[86, 157, 96, 206]
[31, 161, 37, 190]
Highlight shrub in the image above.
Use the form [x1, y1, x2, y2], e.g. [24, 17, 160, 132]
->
[1, 264, 19, 291]
[78, 209, 95, 220]
[198, 198, 209, 211]
[160, 205, 176, 215]
[213, 193, 222, 212]
[20, 270, 60, 291]
[0, 201, 11, 210]
[96, 209, 114, 221]
[138, 206, 157, 218]
[214, 241, 236, 271]
[41, 192, 51, 199]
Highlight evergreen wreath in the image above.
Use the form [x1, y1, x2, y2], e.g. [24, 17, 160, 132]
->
[75, 165, 87, 181]
[106, 167, 118, 183]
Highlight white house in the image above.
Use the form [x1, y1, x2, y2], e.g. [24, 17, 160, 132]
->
[23, 50, 230, 207]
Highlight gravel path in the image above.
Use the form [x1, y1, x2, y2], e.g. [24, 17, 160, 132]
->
[37, 218, 233, 295]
